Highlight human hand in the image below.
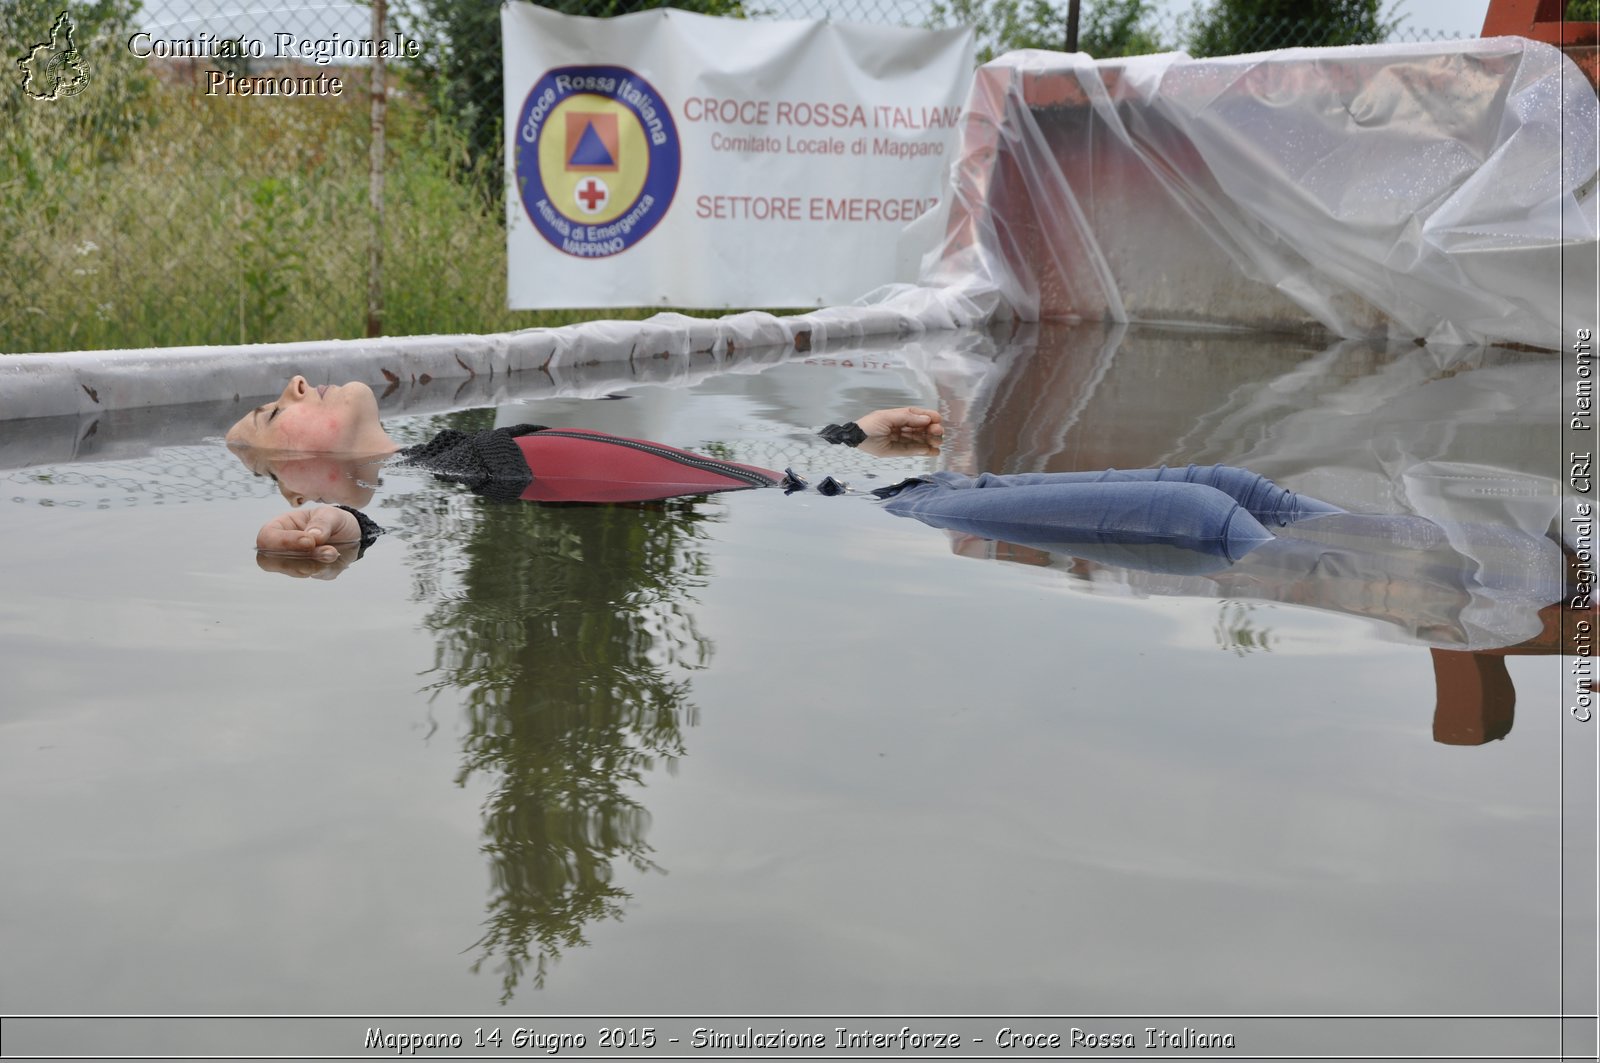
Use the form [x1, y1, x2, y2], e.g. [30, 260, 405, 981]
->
[854, 406, 944, 439]
[255, 505, 361, 563]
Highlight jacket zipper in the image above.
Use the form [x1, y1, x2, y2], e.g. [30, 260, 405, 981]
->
[532, 430, 778, 488]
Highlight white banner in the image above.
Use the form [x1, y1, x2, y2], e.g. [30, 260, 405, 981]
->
[502, 4, 973, 309]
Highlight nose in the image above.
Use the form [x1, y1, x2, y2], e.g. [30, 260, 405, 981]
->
[278, 376, 310, 404]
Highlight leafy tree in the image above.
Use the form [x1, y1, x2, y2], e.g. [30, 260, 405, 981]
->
[928, 0, 1061, 63]
[395, 0, 744, 205]
[928, 0, 1168, 66]
[1570, 0, 1599, 21]
[1186, 0, 1401, 58]
[1080, 0, 1167, 58]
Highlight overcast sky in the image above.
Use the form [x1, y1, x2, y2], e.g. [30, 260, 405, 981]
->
[1145, 0, 1490, 38]
[1393, 0, 1490, 36]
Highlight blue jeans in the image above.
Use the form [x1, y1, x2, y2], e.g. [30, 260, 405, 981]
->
[875, 465, 1343, 565]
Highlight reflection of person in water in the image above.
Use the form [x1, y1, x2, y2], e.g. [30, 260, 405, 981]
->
[227, 374, 1343, 574]
[227, 374, 1571, 752]
[944, 495, 1578, 750]
[227, 375, 944, 566]
[221, 371, 1573, 995]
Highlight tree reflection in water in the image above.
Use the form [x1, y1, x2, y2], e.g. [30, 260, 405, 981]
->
[391, 413, 718, 1001]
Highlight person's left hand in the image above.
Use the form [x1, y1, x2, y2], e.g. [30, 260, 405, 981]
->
[255, 505, 361, 562]
[855, 406, 944, 440]
[253, 506, 363, 579]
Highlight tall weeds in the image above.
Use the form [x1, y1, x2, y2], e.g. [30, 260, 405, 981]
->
[1, 57, 666, 353]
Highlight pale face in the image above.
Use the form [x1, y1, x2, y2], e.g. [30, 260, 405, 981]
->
[226, 376, 397, 455]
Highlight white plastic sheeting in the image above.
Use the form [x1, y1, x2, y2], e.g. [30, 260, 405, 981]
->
[926, 38, 1599, 346]
[0, 284, 989, 420]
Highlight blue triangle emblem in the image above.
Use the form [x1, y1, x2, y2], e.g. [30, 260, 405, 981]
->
[568, 122, 615, 168]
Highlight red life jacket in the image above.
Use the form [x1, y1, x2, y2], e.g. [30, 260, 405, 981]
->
[514, 428, 782, 503]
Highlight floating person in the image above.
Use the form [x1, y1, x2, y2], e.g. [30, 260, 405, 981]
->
[227, 374, 1574, 745]
[226, 375, 1342, 574]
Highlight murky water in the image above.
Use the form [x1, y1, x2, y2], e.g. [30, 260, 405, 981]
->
[0, 325, 1591, 1046]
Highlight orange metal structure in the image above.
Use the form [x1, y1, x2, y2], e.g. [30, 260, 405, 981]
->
[1482, 0, 1599, 84]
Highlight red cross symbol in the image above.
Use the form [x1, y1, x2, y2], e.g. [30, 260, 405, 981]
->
[575, 178, 609, 214]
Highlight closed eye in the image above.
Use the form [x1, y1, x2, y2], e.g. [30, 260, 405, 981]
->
[267, 406, 280, 423]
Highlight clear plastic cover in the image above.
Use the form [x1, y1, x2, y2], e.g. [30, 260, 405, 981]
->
[925, 38, 1599, 347]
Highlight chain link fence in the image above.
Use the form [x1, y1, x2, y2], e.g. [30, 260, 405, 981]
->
[2, 0, 1474, 355]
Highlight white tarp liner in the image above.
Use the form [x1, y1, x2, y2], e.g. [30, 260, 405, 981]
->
[925, 38, 1599, 346]
[0, 285, 988, 420]
[501, 4, 973, 308]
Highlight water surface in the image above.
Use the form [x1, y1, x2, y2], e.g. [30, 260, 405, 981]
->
[0, 325, 1588, 1035]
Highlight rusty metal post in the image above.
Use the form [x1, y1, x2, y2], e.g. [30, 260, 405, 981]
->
[366, 0, 388, 337]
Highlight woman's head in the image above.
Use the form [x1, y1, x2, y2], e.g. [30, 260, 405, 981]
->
[226, 375, 396, 455]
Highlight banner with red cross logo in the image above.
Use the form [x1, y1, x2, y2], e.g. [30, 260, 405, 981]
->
[504, 3, 973, 308]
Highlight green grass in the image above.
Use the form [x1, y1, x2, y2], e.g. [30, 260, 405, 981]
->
[1, 63, 769, 353]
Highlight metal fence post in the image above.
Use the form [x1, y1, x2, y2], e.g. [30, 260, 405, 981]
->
[367, 0, 388, 337]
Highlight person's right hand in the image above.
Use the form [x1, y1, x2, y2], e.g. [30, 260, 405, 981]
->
[255, 505, 360, 563]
